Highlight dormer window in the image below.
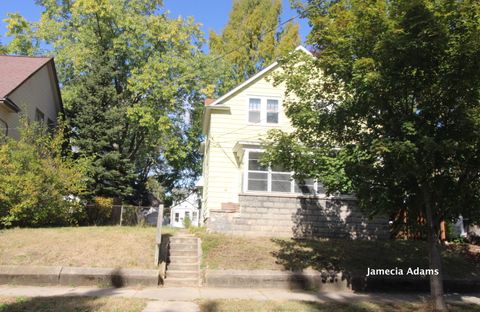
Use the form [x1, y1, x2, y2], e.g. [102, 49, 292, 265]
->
[247, 97, 280, 124]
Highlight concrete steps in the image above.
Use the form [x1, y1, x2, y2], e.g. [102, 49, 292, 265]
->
[165, 235, 200, 287]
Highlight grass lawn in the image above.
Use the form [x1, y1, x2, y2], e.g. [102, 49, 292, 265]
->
[191, 228, 480, 279]
[0, 296, 146, 312]
[0, 226, 177, 269]
[198, 300, 480, 312]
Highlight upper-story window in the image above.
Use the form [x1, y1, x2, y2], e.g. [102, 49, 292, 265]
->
[266, 99, 279, 123]
[248, 98, 261, 123]
[248, 97, 280, 124]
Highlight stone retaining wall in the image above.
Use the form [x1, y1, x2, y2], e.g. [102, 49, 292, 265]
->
[208, 194, 389, 239]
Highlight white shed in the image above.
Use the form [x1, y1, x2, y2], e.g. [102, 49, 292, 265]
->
[170, 193, 200, 228]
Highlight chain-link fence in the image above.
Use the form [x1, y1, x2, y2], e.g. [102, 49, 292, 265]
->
[84, 204, 164, 226]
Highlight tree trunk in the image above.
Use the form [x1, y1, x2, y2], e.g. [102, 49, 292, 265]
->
[423, 188, 448, 311]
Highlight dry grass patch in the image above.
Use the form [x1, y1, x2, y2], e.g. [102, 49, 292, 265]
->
[0, 226, 177, 269]
[198, 300, 480, 312]
[0, 296, 146, 312]
[192, 230, 283, 270]
[192, 228, 480, 279]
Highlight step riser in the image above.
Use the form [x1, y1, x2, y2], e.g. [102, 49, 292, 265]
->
[169, 257, 199, 264]
[169, 250, 198, 257]
[169, 244, 198, 251]
[165, 281, 198, 287]
[170, 238, 198, 244]
[167, 271, 200, 278]
[168, 263, 199, 271]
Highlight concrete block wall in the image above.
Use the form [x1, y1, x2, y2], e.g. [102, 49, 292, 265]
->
[207, 194, 389, 239]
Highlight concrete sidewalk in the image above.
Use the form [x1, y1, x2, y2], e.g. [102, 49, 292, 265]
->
[0, 285, 479, 304]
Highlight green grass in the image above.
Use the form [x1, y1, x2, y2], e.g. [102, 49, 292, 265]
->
[0, 296, 146, 312]
[190, 228, 480, 279]
[198, 300, 480, 312]
[0, 226, 178, 269]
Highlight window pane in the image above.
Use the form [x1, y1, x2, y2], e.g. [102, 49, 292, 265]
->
[249, 111, 261, 123]
[267, 99, 278, 112]
[248, 172, 268, 191]
[249, 98, 261, 123]
[248, 152, 267, 171]
[35, 109, 44, 122]
[267, 112, 278, 123]
[267, 99, 279, 124]
[295, 179, 315, 194]
[271, 173, 292, 192]
[249, 98, 261, 110]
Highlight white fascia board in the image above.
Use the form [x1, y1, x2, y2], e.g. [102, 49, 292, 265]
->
[209, 45, 312, 107]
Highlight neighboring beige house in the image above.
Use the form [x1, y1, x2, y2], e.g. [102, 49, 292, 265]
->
[201, 46, 388, 239]
[0, 55, 63, 139]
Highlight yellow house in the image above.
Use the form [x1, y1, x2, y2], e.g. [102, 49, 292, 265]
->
[201, 46, 388, 239]
[0, 55, 63, 139]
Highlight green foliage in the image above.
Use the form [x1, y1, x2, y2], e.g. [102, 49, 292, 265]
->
[3, 13, 40, 55]
[182, 215, 192, 229]
[19, 0, 219, 202]
[266, 0, 480, 225]
[209, 0, 300, 93]
[0, 120, 89, 227]
[86, 196, 113, 225]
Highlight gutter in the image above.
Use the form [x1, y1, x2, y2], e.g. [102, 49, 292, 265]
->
[0, 97, 21, 113]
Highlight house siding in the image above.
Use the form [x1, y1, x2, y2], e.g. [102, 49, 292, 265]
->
[203, 67, 292, 218]
[0, 64, 60, 139]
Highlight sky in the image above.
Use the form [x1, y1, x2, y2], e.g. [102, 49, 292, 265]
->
[0, 0, 311, 48]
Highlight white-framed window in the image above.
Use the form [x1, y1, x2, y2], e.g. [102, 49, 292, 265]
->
[174, 213, 179, 222]
[192, 211, 197, 221]
[247, 97, 280, 124]
[248, 98, 261, 123]
[243, 149, 323, 194]
[185, 211, 190, 220]
[266, 99, 279, 124]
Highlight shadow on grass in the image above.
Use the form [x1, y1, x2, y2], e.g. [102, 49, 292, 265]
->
[0, 295, 145, 312]
[198, 299, 480, 312]
[271, 238, 480, 292]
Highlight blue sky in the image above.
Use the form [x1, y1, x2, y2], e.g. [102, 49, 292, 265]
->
[0, 1, 311, 47]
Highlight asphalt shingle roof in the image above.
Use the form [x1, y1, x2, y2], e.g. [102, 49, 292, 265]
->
[0, 55, 52, 99]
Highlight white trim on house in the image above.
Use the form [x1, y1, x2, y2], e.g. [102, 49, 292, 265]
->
[209, 45, 312, 107]
[245, 95, 282, 126]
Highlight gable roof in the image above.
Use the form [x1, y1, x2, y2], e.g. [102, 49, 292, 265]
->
[208, 45, 312, 106]
[0, 55, 53, 99]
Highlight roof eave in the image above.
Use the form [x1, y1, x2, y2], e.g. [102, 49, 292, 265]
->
[0, 97, 21, 113]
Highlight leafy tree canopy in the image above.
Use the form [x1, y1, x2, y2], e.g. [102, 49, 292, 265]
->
[5, 0, 220, 203]
[264, 0, 480, 309]
[209, 0, 300, 93]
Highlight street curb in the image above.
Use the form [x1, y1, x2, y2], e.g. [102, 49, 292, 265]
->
[205, 269, 350, 292]
[0, 265, 160, 288]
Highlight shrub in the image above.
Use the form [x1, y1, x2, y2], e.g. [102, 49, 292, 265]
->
[183, 216, 192, 229]
[0, 120, 90, 227]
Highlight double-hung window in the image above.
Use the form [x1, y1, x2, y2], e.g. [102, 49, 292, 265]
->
[244, 150, 323, 195]
[248, 97, 279, 124]
[266, 99, 279, 124]
[248, 98, 261, 123]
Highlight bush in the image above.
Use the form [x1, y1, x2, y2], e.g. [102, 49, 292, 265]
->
[183, 216, 192, 229]
[0, 120, 90, 227]
[86, 197, 113, 225]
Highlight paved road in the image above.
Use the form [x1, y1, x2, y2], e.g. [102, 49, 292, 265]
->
[0, 286, 479, 312]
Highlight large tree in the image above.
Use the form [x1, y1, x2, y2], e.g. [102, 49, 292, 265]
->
[21, 0, 217, 203]
[264, 0, 480, 310]
[209, 0, 300, 93]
